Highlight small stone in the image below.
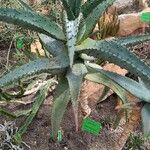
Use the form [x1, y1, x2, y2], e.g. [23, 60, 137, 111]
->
[118, 13, 143, 36]
[139, 0, 149, 9]
[113, 0, 138, 13]
[64, 147, 68, 150]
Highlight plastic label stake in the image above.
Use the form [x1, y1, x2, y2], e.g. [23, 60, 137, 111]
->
[140, 13, 150, 22]
[57, 130, 63, 142]
[81, 117, 102, 136]
[16, 38, 24, 49]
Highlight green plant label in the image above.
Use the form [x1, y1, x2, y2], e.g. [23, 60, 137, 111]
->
[57, 130, 63, 142]
[140, 13, 150, 22]
[16, 38, 24, 49]
[81, 117, 102, 136]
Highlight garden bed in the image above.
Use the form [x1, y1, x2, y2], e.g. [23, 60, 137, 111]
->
[0, 0, 150, 150]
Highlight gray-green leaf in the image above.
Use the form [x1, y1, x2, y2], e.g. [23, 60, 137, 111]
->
[78, 0, 115, 43]
[0, 58, 69, 88]
[141, 104, 150, 138]
[113, 34, 150, 47]
[0, 8, 65, 41]
[85, 64, 128, 104]
[76, 38, 150, 87]
[51, 77, 70, 139]
[66, 63, 87, 130]
[86, 63, 150, 103]
[14, 79, 55, 142]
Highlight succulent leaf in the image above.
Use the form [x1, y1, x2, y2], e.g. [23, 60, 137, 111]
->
[60, 0, 75, 20]
[86, 63, 150, 103]
[68, 0, 81, 18]
[0, 108, 16, 119]
[78, 0, 115, 43]
[51, 77, 70, 139]
[141, 104, 150, 138]
[113, 34, 150, 47]
[85, 64, 128, 104]
[39, 34, 65, 57]
[98, 86, 110, 103]
[66, 63, 87, 130]
[76, 38, 150, 86]
[81, 0, 105, 18]
[138, 77, 150, 90]
[64, 13, 81, 66]
[0, 0, 149, 141]
[0, 58, 69, 88]
[67, 63, 87, 105]
[14, 80, 55, 142]
[61, 0, 81, 20]
[0, 8, 65, 41]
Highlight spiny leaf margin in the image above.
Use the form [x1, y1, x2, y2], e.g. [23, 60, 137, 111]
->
[78, 0, 115, 43]
[51, 77, 70, 139]
[76, 38, 150, 86]
[0, 8, 65, 41]
[0, 58, 69, 88]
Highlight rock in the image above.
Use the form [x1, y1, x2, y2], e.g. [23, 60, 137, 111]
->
[118, 8, 150, 36]
[84, 0, 138, 14]
[113, 0, 138, 14]
[30, 40, 45, 56]
[94, 12, 143, 36]
[139, 0, 149, 8]
[140, 7, 150, 13]
[118, 13, 143, 36]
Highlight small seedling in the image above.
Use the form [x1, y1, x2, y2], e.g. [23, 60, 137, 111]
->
[81, 117, 102, 136]
[123, 133, 144, 150]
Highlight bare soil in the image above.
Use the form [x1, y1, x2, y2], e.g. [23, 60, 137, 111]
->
[0, 92, 119, 150]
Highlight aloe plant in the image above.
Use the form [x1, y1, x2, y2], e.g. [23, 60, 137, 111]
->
[96, 7, 119, 39]
[0, 0, 150, 141]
